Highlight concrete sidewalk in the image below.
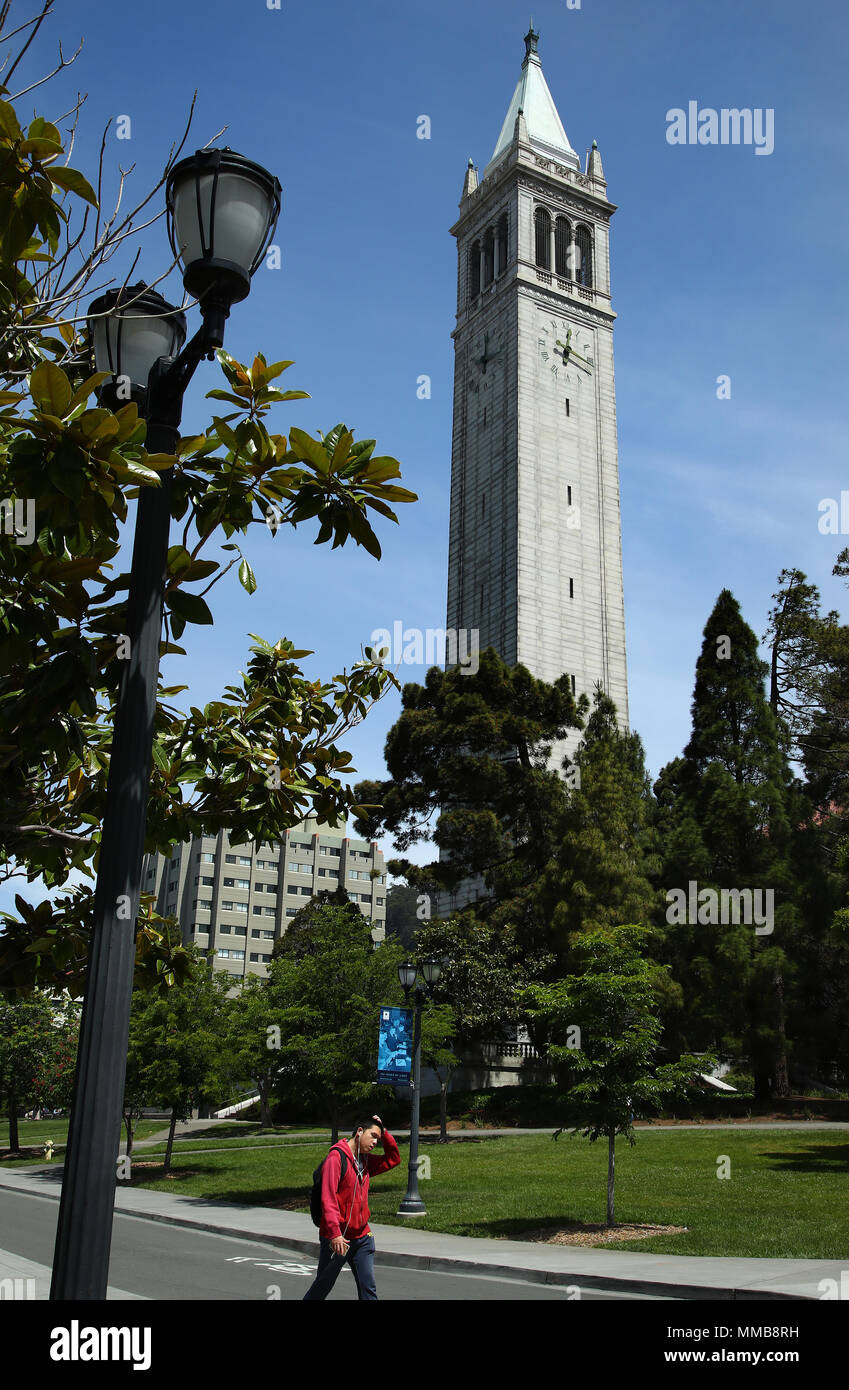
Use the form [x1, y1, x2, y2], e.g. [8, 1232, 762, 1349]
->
[0, 1163, 840, 1301]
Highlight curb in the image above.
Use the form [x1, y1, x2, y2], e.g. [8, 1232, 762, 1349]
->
[0, 1174, 810, 1301]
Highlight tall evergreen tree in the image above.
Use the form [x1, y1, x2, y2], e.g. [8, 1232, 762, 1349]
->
[656, 590, 798, 1099]
[352, 647, 581, 914]
[540, 687, 663, 964]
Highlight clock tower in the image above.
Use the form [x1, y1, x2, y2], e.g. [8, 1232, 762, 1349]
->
[446, 23, 629, 772]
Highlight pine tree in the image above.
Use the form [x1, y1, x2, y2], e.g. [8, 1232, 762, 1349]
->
[657, 590, 798, 1099]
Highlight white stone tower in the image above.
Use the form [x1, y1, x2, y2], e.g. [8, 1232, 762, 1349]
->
[446, 22, 629, 771]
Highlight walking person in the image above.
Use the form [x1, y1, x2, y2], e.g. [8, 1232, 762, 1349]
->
[303, 1114, 400, 1300]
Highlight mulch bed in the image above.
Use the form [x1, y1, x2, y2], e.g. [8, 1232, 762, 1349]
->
[522, 1221, 688, 1247]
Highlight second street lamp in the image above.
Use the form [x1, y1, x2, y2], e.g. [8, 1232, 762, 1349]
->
[49, 147, 281, 1302]
[396, 958, 442, 1218]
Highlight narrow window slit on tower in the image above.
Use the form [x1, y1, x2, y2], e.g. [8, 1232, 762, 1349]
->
[569, 577, 574, 598]
[567, 485, 572, 505]
[564, 398, 570, 417]
[570, 674, 576, 695]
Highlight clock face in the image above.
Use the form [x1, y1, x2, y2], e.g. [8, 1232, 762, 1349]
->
[537, 317, 594, 385]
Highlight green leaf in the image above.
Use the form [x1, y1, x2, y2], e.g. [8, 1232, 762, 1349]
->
[263, 360, 295, 382]
[0, 100, 23, 142]
[151, 741, 170, 772]
[238, 558, 257, 594]
[30, 361, 71, 416]
[167, 589, 214, 625]
[20, 137, 63, 160]
[49, 165, 98, 207]
[288, 426, 331, 473]
[66, 373, 110, 416]
[212, 416, 241, 451]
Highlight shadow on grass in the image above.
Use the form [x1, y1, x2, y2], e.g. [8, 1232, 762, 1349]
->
[130, 1169, 312, 1209]
[759, 1144, 849, 1172]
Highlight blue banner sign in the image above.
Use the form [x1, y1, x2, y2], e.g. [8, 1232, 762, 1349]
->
[376, 1005, 413, 1083]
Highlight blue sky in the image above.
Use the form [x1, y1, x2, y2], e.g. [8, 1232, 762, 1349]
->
[8, 0, 849, 891]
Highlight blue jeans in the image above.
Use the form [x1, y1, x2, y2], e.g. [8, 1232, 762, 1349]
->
[302, 1233, 377, 1301]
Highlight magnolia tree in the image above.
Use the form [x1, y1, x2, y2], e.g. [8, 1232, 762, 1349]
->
[0, 2, 416, 995]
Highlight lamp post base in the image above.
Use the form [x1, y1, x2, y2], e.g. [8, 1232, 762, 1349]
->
[396, 1196, 427, 1217]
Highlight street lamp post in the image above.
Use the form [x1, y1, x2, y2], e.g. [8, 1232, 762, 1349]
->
[49, 148, 280, 1301]
[396, 957, 442, 1217]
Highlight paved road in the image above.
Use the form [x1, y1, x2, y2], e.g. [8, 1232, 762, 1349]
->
[0, 1186, 669, 1301]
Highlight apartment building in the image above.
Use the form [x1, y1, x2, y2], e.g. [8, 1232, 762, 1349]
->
[142, 816, 387, 983]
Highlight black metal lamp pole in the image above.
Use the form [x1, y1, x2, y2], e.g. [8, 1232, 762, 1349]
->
[396, 957, 442, 1218]
[49, 150, 281, 1301]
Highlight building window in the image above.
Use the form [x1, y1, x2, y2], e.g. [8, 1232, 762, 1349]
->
[223, 877, 250, 890]
[376, 897, 385, 906]
[571, 674, 577, 695]
[567, 485, 572, 506]
[496, 213, 508, 275]
[483, 227, 494, 287]
[469, 239, 481, 299]
[319, 845, 341, 857]
[564, 398, 570, 417]
[569, 577, 574, 599]
[554, 216, 571, 277]
[574, 225, 593, 287]
[534, 207, 551, 269]
[288, 861, 310, 874]
[318, 867, 338, 879]
[230, 951, 245, 961]
[218, 949, 230, 958]
[286, 908, 298, 918]
[202, 852, 215, 864]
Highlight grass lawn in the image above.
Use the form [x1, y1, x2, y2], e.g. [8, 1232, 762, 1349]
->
[138, 1129, 331, 1156]
[0, 1117, 167, 1156]
[125, 1129, 849, 1259]
[0, 1119, 330, 1165]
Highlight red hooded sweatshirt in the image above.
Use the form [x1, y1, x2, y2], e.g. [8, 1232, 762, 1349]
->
[319, 1130, 401, 1241]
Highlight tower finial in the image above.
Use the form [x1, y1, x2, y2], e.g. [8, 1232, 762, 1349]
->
[524, 19, 539, 60]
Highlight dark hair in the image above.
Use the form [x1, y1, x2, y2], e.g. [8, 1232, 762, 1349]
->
[351, 1117, 384, 1138]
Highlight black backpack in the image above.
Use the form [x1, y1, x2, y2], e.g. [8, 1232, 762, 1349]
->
[310, 1143, 348, 1227]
